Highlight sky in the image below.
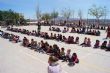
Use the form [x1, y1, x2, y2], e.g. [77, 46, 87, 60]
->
[0, 0, 110, 19]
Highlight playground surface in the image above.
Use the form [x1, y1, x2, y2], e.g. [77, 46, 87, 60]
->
[0, 25, 110, 73]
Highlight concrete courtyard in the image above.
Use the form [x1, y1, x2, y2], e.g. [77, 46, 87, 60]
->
[0, 25, 110, 73]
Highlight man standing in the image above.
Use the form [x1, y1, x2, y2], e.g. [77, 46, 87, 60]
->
[37, 22, 41, 36]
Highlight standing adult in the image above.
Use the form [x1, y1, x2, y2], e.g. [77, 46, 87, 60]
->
[37, 22, 41, 35]
[48, 56, 62, 73]
[106, 26, 110, 39]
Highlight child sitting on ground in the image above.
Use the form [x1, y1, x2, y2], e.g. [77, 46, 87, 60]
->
[86, 38, 91, 47]
[62, 49, 71, 62]
[74, 37, 79, 44]
[30, 39, 36, 49]
[96, 30, 100, 36]
[80, 37, 87, 46]
[62, 28, 67, 33]
[70, 27, 76, 33]
[62, 36, 67, 42]
[22, 37, 30, 47]
[94, 40, 100, 48]
[100, 41, 107, 49]
[59, 48, 65, 60]
[46, 45, 53, 55]
[68, 53, 79, 66]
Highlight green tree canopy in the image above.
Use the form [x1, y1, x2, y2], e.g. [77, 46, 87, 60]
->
[0, 9, 26, 26]
[41, 13, 51, 21]
[61, 8, 72, 20]
[88, 5, 106, 20]
[51, 10, 59, 19]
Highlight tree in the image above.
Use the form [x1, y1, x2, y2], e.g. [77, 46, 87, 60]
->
[103, 6, 109, 24]
[61, 8, 72, 23]
[88, 5, 106, 24]
[51, 10, 59, 24]
[36, 3, 41, 20]
[51, 10, 59, 19]
[72, 10, 75, 19]
[0, 9, 26, 26]
[41, 13, 51, 21]
[78, 9, 83, 25]
[19, 14, 26, 25]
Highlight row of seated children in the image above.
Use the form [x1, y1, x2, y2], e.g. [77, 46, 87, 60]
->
[70, 27, 100, 36]
[7, 27, 80, 45]
[49, 27, 61, 32]
[85, 29, 100, 36]
[48, 33, 79, 43]
[7, 27, 109, 51]
[60, 49, 79, 66]
[8, 27, 109, 51]
[94, 40, 110, 51]
[43, 33, 79, 44]
[49, 26, 86, 33]
[7, 27, 39, 36]
[0, 30, 20, 43]
[6, 27, 110, 52]
[22, 37, 79, 66]
[49, 26, 100, 36]
[49, 27, 69, 33]
[65, 36, 79, 44]
[79, 37, 110, 51]
[88, 24, 106, 30]
[0, 30, 79, 66]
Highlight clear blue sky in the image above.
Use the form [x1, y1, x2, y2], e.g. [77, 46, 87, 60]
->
[0, 0, 110, 19]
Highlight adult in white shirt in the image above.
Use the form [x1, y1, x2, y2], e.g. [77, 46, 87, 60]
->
[48, 56, 62, 73]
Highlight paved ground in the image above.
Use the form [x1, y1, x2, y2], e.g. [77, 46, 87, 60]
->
[0, 25, 110, 73]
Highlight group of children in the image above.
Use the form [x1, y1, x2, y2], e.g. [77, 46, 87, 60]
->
[88, 24, 106, 30]
[0, 30, 79, 66]
[22, 37, 79, 66]
[70, 27, 100, 36]
[80, 37, 91, 47]
[0, 30, 20, 43]
[49, 27, 61, 32]
[94, 40, 110, 51]
[7, 27, 39, 36]
[6, 27, 110, 51]
[7, 27, 80, 44]
[49, 26, 101, 36]
[80, 37, 110, 51]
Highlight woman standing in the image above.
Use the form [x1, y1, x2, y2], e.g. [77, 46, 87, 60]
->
[48, 56, 62, 73]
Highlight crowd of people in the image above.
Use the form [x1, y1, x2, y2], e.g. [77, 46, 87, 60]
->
[49, 27, 61, 32]
[0, 25, 110, 73]
[6, 27, 110, 51]
[0, 30, 21, 43]
[22, 37, 79, 65]
[88, 24, 106, 30]
[7, 27, 80, 44]
[49, 26, 101, 36]
[0, 30, 79, 66]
